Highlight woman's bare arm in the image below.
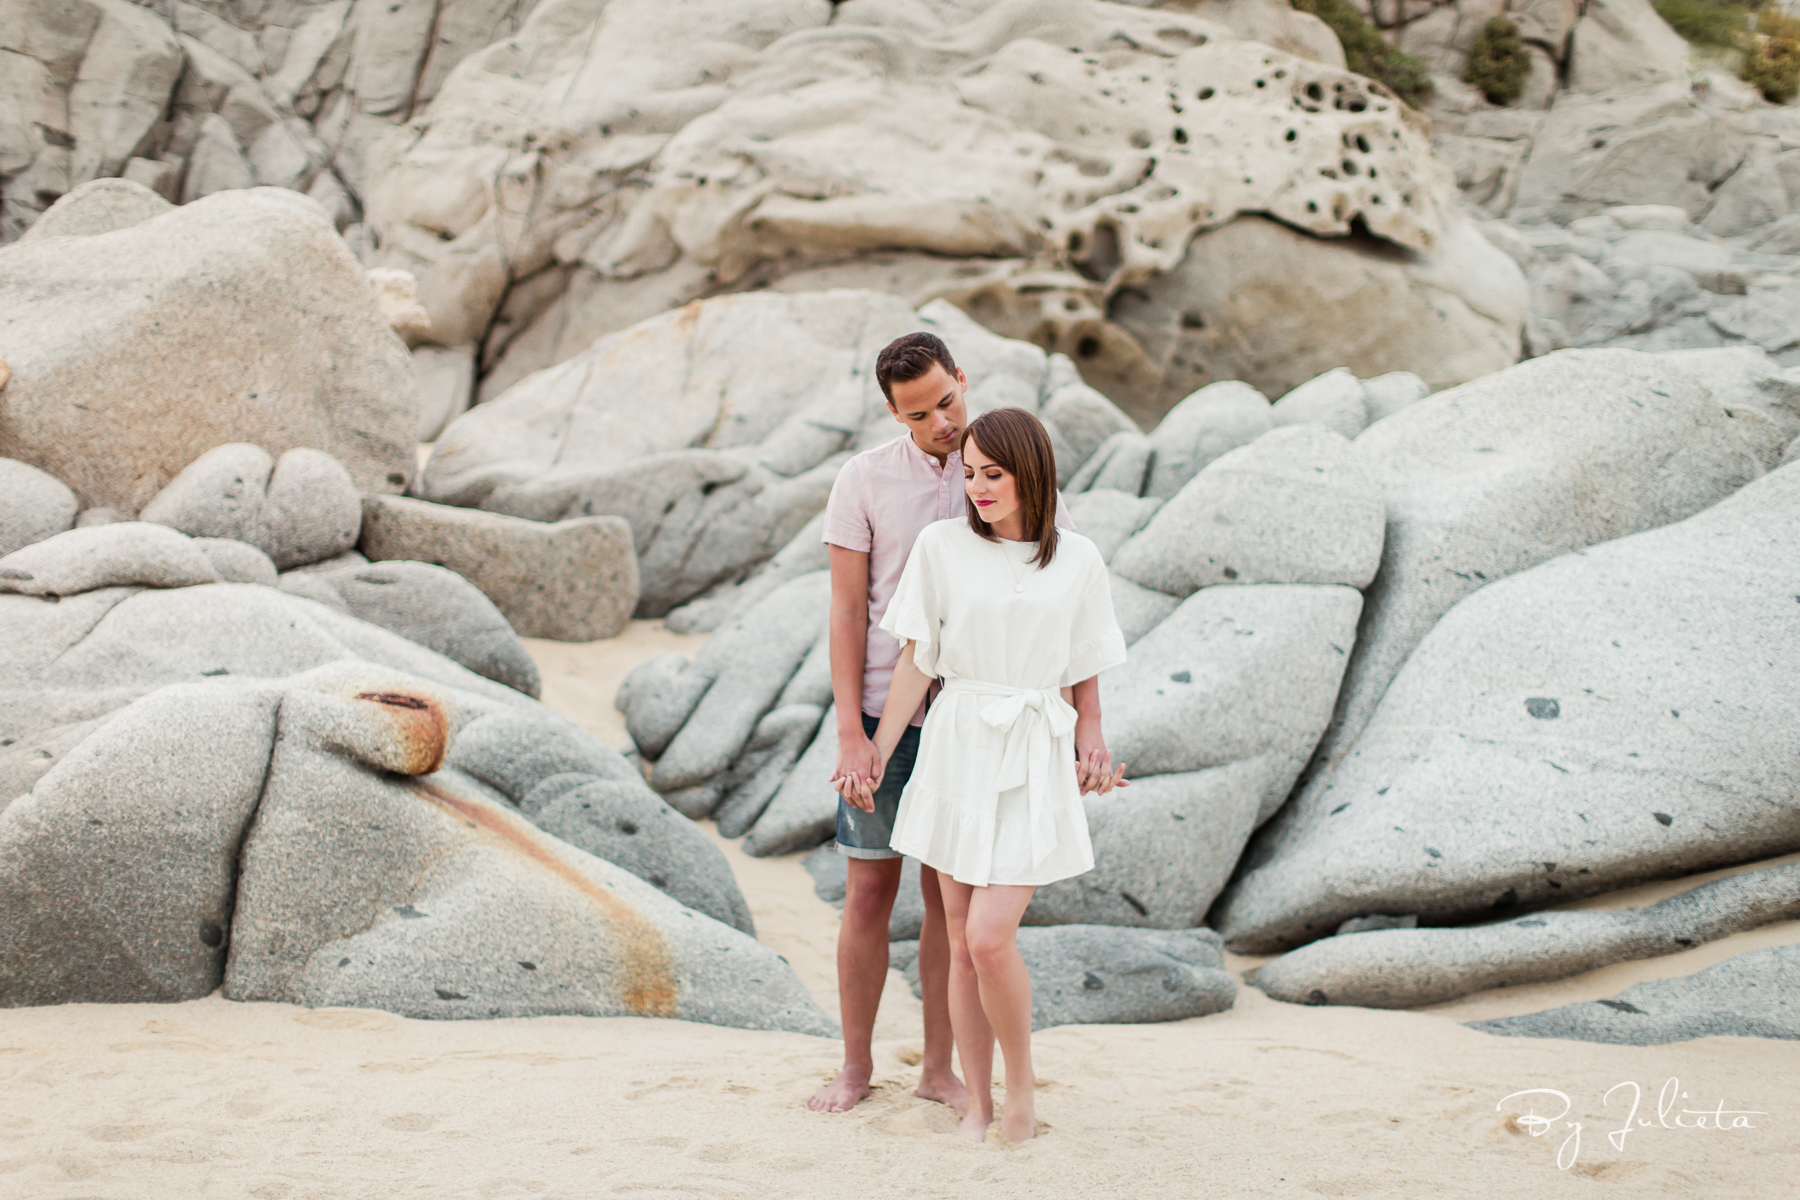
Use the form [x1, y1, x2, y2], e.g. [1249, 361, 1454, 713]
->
[839, 641, 934, 810]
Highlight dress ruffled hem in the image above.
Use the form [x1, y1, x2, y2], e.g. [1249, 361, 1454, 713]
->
[890, 788, 1094, 888]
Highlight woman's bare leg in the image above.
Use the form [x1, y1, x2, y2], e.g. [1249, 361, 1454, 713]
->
[936, 876, 995, 1141]
[914, 866, 967, 1113]
[962, 883, 1039, 1143]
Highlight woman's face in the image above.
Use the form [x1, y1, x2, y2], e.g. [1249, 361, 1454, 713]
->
[964, 437, 1020, 527]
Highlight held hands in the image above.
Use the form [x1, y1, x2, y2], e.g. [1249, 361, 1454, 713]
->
[829, 727, 886, 812]
[1075, 745, 1129, 796]
[1074, 712, 1127, 796]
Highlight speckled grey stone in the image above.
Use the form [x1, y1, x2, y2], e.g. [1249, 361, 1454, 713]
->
[1144, 380, 1271, 499]
[0, 523, 219, 595]
[191, 538, 279, 587]
[1467, 944, 1800, 1044]
[0, 459, 77, 558]
[1069, 430, 1154, 495]
[744, 707, 839, 857]
[223, 670, 830, 1033]
[448, 709, 753, 934]
[1269, 349, 1791, 918]
[360, 494, 639, 641]
[1219, 459, 1800, 954]
[1067, 489, 1163, 562]
[1251, 862, 1800, 1008]
[0, 681, 278, 1005]
[298, 560, 542, 697]
[1269, 368, 1367, 439]
[1108, 574, 1180, 644]
[1111, 425, 1385, 597]
[1358, 371, 1430, 424]
[647, 571, 831, 798]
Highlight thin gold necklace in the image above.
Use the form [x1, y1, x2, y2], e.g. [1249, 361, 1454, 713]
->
[998, 538, 1029, 593]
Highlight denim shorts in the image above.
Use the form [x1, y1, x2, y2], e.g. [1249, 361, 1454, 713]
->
[834, 712, 921, 860]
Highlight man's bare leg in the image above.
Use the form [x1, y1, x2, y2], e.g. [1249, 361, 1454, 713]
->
[807, 856, 902, 1112]
[913, 865, 967, 1114]
[937, 876, 996, 1141]
[965, 884, 1039, 1143]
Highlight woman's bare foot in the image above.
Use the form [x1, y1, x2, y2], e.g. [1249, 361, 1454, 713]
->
[1000, 1086, 1037, 1143]
[807, 1066, 873, 1112]
[958, 1092, 993, 1142]
[915, 1067, 968, 1117]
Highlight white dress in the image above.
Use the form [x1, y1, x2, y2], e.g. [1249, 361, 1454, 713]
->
[878, 520, 1128, 887]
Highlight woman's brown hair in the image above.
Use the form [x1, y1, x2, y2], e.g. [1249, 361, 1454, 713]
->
[960, 407, 1059, 568]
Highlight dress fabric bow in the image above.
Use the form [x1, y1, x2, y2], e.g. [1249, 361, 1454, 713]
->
[941, 677, 1077, 870]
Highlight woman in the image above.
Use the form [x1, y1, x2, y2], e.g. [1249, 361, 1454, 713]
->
[838, 406, 1128, 1143]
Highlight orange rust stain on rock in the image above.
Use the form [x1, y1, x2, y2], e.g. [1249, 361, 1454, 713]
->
[357, 691, 446, 775]
[409, 780, 679, 1018]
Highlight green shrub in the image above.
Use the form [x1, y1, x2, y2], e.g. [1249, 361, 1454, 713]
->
[1289, 0, 1434, 106]
[1463, 17, 1530, 105]
[1743, 10, 1800, 102]
[1653, 0, 1750, 48]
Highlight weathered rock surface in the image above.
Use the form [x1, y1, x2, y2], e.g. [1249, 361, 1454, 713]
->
[630, 572, 831, 802]
[1270, 349, 1789, 882]
[1066, 489, 1163, 562]
[1110, 211, 1526, 404]
[0, 523, 220, 595]
[1268, 368, 1368, 440]
[360, 495, 638, 641]
[1143, 380, 1272, 501]
[192, 538, 279, 587]
[0, 188, 416, 512]
[16, 178, 172, 243]
[366, 0, 1466, 424]
[897, 925, 1236, 1030]
[1251, 862, 1800, 1008]
[280, 559, 542, 697]
[1219, 459, 1800, 953]
[220, 668, 826, 1030]
[1111, 425, 1385, 597]
[141, 443, 363, 569]
[1468, 945, 1800, 1045]
[0, 459, 78, 558]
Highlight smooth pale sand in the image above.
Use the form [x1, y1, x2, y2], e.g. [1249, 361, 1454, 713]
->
[3, 624, 1797, 1198]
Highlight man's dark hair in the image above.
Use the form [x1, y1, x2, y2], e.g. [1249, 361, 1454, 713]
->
[875, 332, 959, 406]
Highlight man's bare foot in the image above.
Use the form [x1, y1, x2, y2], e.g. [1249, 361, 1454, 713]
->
[808, 1067, 873, 1113]
[1000, 1086, 1037, 1143]
[958, 1093, 993, 1142]
[915, 1068, 968, 1117]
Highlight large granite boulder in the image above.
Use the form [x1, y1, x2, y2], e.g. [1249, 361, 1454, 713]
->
[1269, 349, 1790, 885]
[1111, 425, 1385, 597]
[1218, 459, 1800, 952]
[360, 495, 638, 641]
[1469, 945, 1800, 1045]
[0, 188, 416, 512]
[0, 610, 806, 1027]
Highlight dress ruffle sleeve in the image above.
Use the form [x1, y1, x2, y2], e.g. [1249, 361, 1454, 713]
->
[877, 523, 944, 678]
[1061, 542, 1130, 686]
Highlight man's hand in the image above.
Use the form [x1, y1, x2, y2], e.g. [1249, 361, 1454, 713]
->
[830, 724, 884, 812]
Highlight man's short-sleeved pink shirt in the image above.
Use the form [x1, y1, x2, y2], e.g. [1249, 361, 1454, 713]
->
[822, 432, 1071, 725]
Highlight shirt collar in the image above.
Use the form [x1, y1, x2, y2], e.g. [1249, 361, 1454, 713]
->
[904, 433, 959, 473]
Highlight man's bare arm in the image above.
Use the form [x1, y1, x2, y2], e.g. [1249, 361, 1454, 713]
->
[828, 545, 883, 791]
[840, 643, 934, 810]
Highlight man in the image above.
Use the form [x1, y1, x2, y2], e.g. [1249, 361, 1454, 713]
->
[806, 332, 1112, 1114]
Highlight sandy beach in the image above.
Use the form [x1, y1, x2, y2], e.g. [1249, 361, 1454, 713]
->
[2, 625, 1796, 1199]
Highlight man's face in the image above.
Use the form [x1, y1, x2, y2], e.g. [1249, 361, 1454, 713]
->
[888, 363, 968, 457]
